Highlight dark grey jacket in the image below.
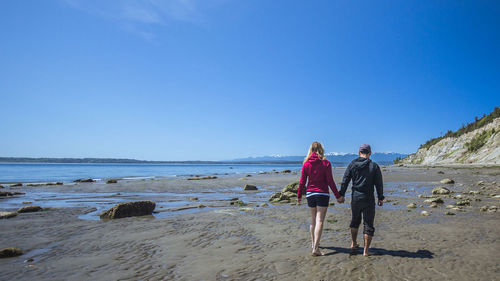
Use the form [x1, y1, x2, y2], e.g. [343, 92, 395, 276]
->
[340, 157, 384, 202]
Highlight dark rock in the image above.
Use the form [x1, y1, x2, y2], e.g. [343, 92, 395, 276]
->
[22, 201, 32, 204]
[189, 197, 199, 201]
[106, 179, 118, 184]
[187, 176, 217, 180]
[74, 178, 95, 183]
[11, 183, 22, 187]
[56, 182, 63, 185]
[437, 171, 445, 174]
[17, 206, 42, 213]
[198, 204, 206, 208]
[244, 184, 258, 191]
[245, 174, 252, 177]
[230, 200, 247, 206]
[24, 258, 34, 262]
[281, 169, 292, 173]
[0, 248, 23, 258]
[0, 212, 17, 219]
[100, 201, 156, 219]
[228, 198, 239, 201]
[445, 211, 455, 215]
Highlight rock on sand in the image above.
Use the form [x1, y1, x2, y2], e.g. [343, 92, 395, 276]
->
[0, 212, 17, 219]
[243, 184, 258, 191]
[17, 206, 42, 213]
[0, 248, 23, 258]
[421, 211, 430, 216]
[440, 178, 455, 184]
[432, 186, 451, 195]
[100, 201, 156, 219]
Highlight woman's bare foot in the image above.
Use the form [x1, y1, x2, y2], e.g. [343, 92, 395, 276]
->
[363, 250, 373, 257]
[350, 243, 359, 249]
[312, 250, 325, 256]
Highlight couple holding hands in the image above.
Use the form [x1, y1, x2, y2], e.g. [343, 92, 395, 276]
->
[297, 142, 384, 257]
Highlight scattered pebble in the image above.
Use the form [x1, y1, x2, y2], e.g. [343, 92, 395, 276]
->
[407, 203, 417, 208]
[421, 211, 430, 216]
[440, 178, 455, 184]
[445, 211, 455, 216]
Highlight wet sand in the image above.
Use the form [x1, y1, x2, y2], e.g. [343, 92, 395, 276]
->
[1, 167, 499, 280]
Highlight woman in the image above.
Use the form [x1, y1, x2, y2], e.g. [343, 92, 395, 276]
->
[297, 142, 345, 256]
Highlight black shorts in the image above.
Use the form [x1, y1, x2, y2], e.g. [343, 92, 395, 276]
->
[306, 195, 330, 208]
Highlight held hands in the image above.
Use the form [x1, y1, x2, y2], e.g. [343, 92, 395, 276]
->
[337, 196, 345, 204]
[378, 200, 383, 206]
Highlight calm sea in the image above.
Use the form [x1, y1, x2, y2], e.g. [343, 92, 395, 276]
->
[0, 163, 303, 183]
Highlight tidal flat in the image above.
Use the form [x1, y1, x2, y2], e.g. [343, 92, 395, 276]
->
[0, 167, 499, 280]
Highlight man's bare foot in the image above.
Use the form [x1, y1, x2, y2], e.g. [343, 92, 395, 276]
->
[363, 250, 373, 257]
[350, 243, 359, 249]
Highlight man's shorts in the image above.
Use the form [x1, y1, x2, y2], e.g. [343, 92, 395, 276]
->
[350, 200, 376, 236]
[306, 194, 330, 208]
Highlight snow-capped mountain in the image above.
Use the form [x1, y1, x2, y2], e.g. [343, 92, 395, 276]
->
[231, 152, 407, 165]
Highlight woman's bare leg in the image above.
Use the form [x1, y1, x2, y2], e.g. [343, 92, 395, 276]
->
[309, 207, 317, 249]
[312, 206, 328, 255]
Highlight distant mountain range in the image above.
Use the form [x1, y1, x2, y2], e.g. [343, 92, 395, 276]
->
[231, 152, 407, 165]
[0, 152, 407, 165]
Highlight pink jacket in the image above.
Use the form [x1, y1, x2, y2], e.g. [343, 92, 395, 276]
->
[297, 152, 341, 199]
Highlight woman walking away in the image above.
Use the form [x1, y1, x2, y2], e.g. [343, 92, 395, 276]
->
[297, 142, 345, 256]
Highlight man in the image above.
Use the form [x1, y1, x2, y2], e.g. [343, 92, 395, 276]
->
[340, 144, 384, 256]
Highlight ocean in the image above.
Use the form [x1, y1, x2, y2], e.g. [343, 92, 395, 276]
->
[0, 163, 303, 183]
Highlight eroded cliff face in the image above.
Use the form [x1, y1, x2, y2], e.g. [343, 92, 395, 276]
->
[402, 118, 500, 165]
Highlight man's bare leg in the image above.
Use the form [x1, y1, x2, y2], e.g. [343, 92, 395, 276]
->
[363, 234, 373, 256]
[350, 228, 359, 248]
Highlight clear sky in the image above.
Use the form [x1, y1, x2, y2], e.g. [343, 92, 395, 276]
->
[1, 0, 499, 161]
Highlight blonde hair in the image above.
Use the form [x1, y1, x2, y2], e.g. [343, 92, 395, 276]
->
[304, 141, 327, 163]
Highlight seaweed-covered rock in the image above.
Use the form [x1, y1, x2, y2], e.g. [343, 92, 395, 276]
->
[100, 201, 156, 219]
[432, 186, 451, 195]
[243, 184, 258, 191]
[10, 183, 22, 187]
[281, 169, 292, 173]
[74, 178, 95, 183]
[0, 212, 17, 219]
[282, 181, 299, 193]
[0, 248, 23, 258]
[106, 179, 118, 184]
[445, 211, 455, 215]
[283, 191, 296, 199]
[440, 178, 455, 184]
[456, 199, 471, 206]
[17, 206, 42, 213]
[269, 192, 290, 203]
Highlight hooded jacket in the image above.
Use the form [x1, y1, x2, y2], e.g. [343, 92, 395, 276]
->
[297, 152, 341, 199]
[340, 157, 384, 202]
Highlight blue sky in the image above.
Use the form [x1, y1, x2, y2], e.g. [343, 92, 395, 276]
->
[1, 0, 499, 161]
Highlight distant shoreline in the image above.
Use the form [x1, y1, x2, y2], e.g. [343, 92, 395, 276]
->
[0, 157, 302, 165]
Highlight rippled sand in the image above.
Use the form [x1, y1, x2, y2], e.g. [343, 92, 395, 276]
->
[1, 166, 499, 280]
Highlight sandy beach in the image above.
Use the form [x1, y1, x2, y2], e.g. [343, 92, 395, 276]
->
[1, 166, 499, 280]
